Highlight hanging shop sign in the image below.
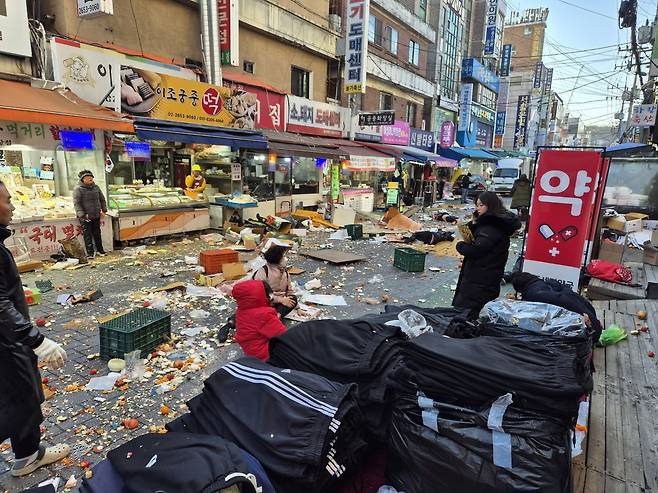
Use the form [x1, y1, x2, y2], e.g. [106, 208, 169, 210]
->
[0, 121, 98, 149]
[223, 80, 285, 131]
[231, 162, 242, 180]
[409, 128, 435, 152]
[77, 0, 113, 18]
[218, 0, 239, 66]
[347, 155, 395, 172]
[286, 95, 347, 137]
[461, 58, 500, 93]
[0, 0, 31, 57]
[631, 104, 657, 127]
[475, 124, 494, 147]
[533, 61, 544, 89]
[351, 116, 382, 142]
[381, 120, 410, 145]
[500, 44, 512, 77]
[344, 0, 370, 94]
[125, 141, 151, 159]
[483, 0, 499, 56]
[358, 111, 395, 126]
[458, 84, 473, 132]
[439, 121, 455, 148]
[513, 95, 530, 150]
[523, 149, 604, 291]
[471, 103, 496, 124]
[544, 68, 554, 92]
[51, 37, 195, 113]
[495, 111, 506, 135]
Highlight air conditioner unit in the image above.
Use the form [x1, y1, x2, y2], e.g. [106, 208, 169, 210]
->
[329, 14, 342, 32]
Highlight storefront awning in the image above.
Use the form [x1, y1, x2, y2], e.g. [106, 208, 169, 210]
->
[327, 139, 395, 172]
[438, 147, 498, 161]
[0, 80, 134, 132]
[390, 145, 458, 168]
[263, 130, 348, 160]
[134, 118, 267, 149]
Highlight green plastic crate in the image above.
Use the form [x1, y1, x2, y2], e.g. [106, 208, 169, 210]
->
[394, 247, 427, 272]
[99, 308, 171, 360]
[345, 224, 363, 240]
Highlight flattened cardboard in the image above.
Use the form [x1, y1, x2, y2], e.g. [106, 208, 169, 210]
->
[302, 249, 366, 264]
[222, 262, 247, 280]
[288, 267, 306, 275]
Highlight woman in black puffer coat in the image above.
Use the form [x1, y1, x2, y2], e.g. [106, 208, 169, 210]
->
[453, 191, 521, 316]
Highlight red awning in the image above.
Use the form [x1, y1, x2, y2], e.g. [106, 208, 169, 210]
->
[222, 70, 286, 94]
[0, 80, 134, 132]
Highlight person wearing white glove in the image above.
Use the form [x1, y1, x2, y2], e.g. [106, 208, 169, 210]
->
[33, 338, 67, 370]
[0, 180, 70, 477]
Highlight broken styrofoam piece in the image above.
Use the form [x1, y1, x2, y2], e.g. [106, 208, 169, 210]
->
[304, 278, 322, 290]
[85, 372, 122, 391]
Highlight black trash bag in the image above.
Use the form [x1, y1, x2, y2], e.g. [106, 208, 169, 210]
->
[388, 393, 572, 493]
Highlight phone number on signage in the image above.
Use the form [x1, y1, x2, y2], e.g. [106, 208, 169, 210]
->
[167, 112, 218, 123]
[78, 5, 100, 14]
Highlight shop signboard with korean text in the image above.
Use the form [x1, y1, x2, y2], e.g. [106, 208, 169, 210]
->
[523, 150, 604, 291]
[409, 128, 434, 152]
[631, 104, 657, 127]
[545, 68, 554, 92]
[461, 58, 500, 93]
[533, 61, 544, 89]
[513, 95, 530, 150]
[458, 84, 473, 132]
[0, 121, 102, 150]
[120, 69, 258, 130]
[223, 80, 285, 131]
[358, 111, 394, 126]
[347, 155, 395, 172]
[351, 115, 381, 142]
[500, 44, 512, 77]
[218, 0, 239, 66]
[51, 37, 195, 113]
[483, 0, 499, 56]
[344, 0, 370, 93]
[286, 95, 347, 137]
[381, 120, 410, 145]
[495, 111, 506, 136]
[440, 121, 455, 148]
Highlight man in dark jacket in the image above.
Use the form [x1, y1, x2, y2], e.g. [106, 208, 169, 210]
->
[453, 192, 521, 316]
[510, 174, 532, 221]
[460, 173, 471, 204]
[511, 272, 602, 343]
[72, 169, 108, 258]
[0, 180, 70, 476]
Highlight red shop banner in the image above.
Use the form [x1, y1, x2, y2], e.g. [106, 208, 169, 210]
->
[523, 149, 604, 291]
[222, 80, 285, 131]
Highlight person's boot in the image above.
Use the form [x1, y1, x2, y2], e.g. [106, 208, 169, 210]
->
[11, 443, 70, 477]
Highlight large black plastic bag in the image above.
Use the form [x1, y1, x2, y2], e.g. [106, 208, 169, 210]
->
[388, 393, 572, 493]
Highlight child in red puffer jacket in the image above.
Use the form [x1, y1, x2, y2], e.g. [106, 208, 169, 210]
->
[232, 280, 286, 361]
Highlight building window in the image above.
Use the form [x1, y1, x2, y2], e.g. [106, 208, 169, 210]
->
[243, 60, 254, 74]
[440, 5, 462, 101]
[292, 157, 320, 194]
[385, 26, 398, 55]
[380, 92, 393, 110]
[291, 66, 310, 98]
[524, 27, 533, 36]
[369, 15, 383, 45]
[408, 39, 420, 65]
[406, 102, 418, 127]
[418, 0, 427, 21]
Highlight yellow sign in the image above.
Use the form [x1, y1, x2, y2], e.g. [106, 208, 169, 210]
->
[120, 66, 257, 129]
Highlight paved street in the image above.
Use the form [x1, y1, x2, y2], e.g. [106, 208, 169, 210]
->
[0, 203, 522, 492]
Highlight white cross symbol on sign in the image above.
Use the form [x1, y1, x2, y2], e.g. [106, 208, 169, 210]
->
[549, 247, 560, 257]
[564, 230, 572, 236]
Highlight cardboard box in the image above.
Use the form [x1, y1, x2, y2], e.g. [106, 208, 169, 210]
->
[643, 243, 658, 266]
[606, 215, 626, 232]
[222, 262, 247, 281]
[197, 273, 225, 287]
[598, 241, 625, 264]
[624, 212, 649, 233]
[223, 221, 245, 233]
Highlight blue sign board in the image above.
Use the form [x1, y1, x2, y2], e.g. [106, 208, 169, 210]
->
[125, 141, 152, 159]
[461, 58, 500, 94]
[60, 130, 94, 151]
[500, 44, 512, 77]
[495, 111, 506, 135]
[484, 26, 497, 55]
[409, 128, 435, 152]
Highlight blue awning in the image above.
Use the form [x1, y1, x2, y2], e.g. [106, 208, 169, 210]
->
[133, 118, 268, 149]
[389, 145, 458, 167]
[438, 147, 498, 161]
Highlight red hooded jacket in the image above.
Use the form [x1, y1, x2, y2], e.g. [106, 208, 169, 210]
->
[233, 280, 286, 361]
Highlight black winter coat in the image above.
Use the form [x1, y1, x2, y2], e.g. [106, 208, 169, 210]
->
[453, 212, 521, 313]
[73, 181, 107, 220]
[0, 226, 45, 441]
[523, 277, 602, 343]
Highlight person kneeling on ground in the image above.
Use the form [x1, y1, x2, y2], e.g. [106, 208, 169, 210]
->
[252, 244, 297, 317]
[232, 280, 286, 361]
[404, 230, 455, 245]
[511, 272, 602, 344]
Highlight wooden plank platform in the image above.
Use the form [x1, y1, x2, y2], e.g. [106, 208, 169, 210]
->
[587, 262, 647, 301]
[574, 299, 658, 492]
[646, 264, 658, 299]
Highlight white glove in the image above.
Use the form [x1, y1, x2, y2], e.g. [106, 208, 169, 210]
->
[34, 338, 67, 370]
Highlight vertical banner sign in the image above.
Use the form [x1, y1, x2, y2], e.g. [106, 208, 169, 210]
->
[218, 0, 239, 66]
[500, 44, 512, 77]
[523, 150, 603, 291]
[345, 0, 370, 94]
[458, 83, 473, 131]
[494, 111, 506, 135]
[483, 0, 499, 56]
[513, 95, 529, 149]
[440, 121, 455, 148]
[544, 68, 554, 92]
[533, 61, 544, 89]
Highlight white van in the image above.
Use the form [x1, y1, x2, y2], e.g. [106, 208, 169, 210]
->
[492, 158, 523, 195]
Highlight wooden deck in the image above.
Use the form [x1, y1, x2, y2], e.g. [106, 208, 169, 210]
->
[587, 262, 648, 301]
[573, 298, 658, 493]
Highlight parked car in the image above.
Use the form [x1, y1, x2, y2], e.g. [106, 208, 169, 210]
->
[453, 174, 489, 198]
